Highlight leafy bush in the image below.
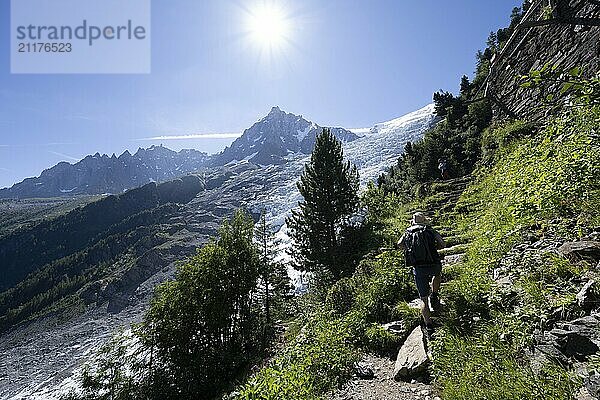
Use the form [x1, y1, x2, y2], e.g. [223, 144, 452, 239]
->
[325, 277, 356, 316]
[362, 323, 402, 355]
[350, 251, 417, 323]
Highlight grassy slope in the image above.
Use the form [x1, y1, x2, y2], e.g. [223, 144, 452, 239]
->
[236, 106, 600, 399]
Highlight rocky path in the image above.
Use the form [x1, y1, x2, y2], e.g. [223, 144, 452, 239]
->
[329, 176, 472, 400]
[330, 354, 437, 400]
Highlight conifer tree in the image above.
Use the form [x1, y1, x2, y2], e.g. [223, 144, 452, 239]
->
[286, 128, 359, 283]
[255, 210, 291, 330]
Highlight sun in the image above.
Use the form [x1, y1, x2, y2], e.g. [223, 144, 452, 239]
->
[247, 3, 290, 49]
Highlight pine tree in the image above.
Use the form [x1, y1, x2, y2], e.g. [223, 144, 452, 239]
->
[286, 127, 359, 283]
[254, 210, 291, 332]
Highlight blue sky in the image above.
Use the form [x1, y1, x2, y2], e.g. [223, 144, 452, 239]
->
[0, 0, 521, 189]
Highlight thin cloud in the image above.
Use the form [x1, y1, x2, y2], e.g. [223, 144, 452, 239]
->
[136, 132, 242, 141]
[41, 142, 77, 146]
[64, 114, 96, 122]
[0, 167, 11, 172]
[49, 151, 80, 162]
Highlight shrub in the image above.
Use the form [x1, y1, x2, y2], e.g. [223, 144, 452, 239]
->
[237, 315, 360, 400]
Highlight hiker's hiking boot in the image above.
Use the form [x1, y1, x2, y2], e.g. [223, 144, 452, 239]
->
[429, 292, 441, 312]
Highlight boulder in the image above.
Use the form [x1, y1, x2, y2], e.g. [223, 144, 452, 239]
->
[558, 241, 600, 263]
[549, 315, 600, 361]
[548, 328, 599, 361]
[382, 320, 406, 335]
[577, 280, 599, 311]
[394, 326, 429, 381]
[354, 361, 375, 379]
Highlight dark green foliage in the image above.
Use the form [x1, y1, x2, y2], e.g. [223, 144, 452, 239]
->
[0, 179, 203, 292]
[143, 210, 261, 399]
[0, 196, 101, 239]
[286, 127, 360, 283]
[379, 98, 492, 197]
[432, 91, 457, 118]
[0, 204, 178, 332]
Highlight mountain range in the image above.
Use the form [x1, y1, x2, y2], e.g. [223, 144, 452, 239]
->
[0, 146, 210, 199]
[0, 106, 360, 199]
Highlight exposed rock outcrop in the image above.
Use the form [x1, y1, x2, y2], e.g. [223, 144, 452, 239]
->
[558, 241, 600, 263]
[577, 280, 599, 311]
[393, 326, 429, 381]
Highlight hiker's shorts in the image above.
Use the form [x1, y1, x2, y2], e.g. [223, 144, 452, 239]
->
[413, 263, 442, 298]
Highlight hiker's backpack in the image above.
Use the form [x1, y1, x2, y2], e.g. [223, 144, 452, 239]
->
[403, 226, 440, 267]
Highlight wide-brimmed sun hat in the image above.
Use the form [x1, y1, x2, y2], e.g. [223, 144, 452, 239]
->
[412, 212, 429, 225]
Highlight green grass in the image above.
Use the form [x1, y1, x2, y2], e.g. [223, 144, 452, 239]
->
[432, 326, 579, 400]
[430, 106, 600, 398]
[237, 314, 360, 400]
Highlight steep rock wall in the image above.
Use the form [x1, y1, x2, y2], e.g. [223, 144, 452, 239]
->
[484, 0, 600, 120]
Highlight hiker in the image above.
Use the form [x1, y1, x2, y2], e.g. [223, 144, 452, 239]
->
[438, 158, 449, 180]
[397, 212, 445, 332]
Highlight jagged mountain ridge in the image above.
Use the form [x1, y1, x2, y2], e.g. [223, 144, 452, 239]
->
[0, 146, 210, 199]
[213, 106, 359, 166]
[0, 107, 357, 199]
[0, 106, 409, 200]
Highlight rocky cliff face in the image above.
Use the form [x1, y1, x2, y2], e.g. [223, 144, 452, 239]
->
[0, 146, 210, 199]
[485, 0, 600, 119]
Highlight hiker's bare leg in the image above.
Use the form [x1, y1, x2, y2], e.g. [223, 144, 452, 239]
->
[432, 274, 441, 294]
[421, 297, 433, 325]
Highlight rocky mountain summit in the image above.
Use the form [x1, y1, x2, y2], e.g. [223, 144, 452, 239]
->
[0, 145, 210, 199]
[213, 106, 359, 166]
[0, 107, 360, 200]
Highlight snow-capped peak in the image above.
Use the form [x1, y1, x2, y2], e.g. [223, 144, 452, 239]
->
[214, 107, 358, 166]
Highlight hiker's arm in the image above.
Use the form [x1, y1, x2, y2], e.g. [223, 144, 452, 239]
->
[396, 234, 406, 250]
